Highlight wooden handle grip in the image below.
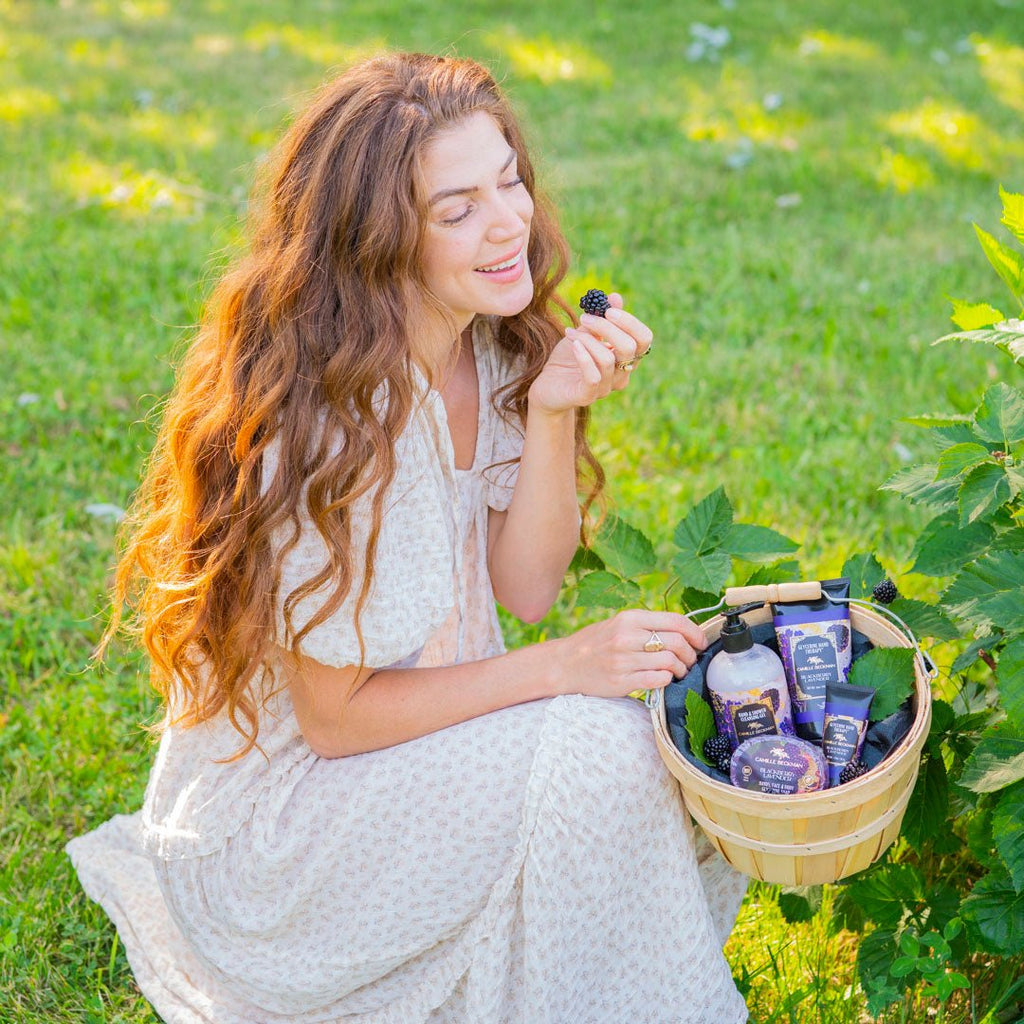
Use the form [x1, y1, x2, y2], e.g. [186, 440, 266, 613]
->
[724, 582, 822, 606]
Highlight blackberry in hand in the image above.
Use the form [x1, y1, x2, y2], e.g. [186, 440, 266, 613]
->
[703, 734, 732, 772]
[872, 578, 899, 605]
[579, 288, 611, 317]
[839, 759, 869, 784]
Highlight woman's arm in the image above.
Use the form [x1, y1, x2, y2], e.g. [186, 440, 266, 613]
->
[282, 609, 705, 758]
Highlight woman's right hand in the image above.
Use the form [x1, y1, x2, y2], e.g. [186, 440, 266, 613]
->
[550, 609, 708, 699]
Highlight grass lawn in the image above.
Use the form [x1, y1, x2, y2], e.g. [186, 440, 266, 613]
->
[2, 0, 1022, 1020]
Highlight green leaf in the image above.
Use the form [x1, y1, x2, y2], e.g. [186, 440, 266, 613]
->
[672, 486, 733, 555]
[671, 549, 732, 594]
[901, 412, 973, 428]
[857, 928, 904, 1015]
[966, 803, 998, 869]
[936, 442, 993, 480]
[901, 750, 950, 850]
[932, 421, 984, 448]
[847, 863, 925, 929]
[974, 382, 1024, 445]
[975, 222, 1024, 304]
[841, 552, 886, 598]
[958, 462, 1011, 526]
[993, 781, 1024, 892]
[881, 464, 959, 510]
[575, 570, 641, 609]
[678, 587, 721, 618]
[932, 328, 1024, 367]
[929, 699, 956, 744]
[993, 526, 1024, 553]
[943, 551, 1024, 634]
[744, 560, 801, 587]
[910, 511, 994, 577]
[961, 869, 1024, 955]
[888, 598, 959, 642]
[944, 917, 964, 941]
[777, 885, 823, 924]
[569, 545, 605, 574]
[950, 297, 1006, 330]
[951, 635, 995, 674]
[959, 727, 1024, 793]
[998, 636, 1024, 724]
[720, 523, 799, 562]
[889, 956, 918, 979]
[849, 647, 917, 721]
[1000, 184, 1024, 246]
[685, 688, 716, 766]
[899, 932, 921, 957]
[591, 513, 658, 578]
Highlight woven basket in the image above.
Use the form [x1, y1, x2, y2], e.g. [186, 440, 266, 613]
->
[650, 601, 932, 886]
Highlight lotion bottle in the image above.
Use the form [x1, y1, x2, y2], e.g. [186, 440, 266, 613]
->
[706, 607, 795, 751]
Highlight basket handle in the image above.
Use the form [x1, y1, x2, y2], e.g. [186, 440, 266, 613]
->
[724, 581, 821, 606]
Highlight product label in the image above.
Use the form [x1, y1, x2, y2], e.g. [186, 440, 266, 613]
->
[774, 620, 852, 739]
[731, 698, 778, 742]
[709, 684, 794, 749]
[822, 714, 865, 766]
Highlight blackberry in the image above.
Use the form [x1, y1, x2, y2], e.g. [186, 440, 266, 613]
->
[872, 578, 899, 605]
[579, 288, 611, 317]
[703, 734, 731, 768]
[839, 759, 869, 784]
[714, 752, 732, 773]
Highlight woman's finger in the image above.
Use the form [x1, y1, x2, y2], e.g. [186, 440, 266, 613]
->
[578, 312, 639, 362]
[569, 336, 603, 386]
[617, 609, 708, 651]
[605, 306, 654, 353]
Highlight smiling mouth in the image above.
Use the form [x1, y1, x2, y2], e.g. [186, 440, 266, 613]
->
[475, 249, 523, 273]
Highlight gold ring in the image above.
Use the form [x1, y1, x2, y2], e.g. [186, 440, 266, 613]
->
[615, 358, 637, 371]
[643, 630, 666, 653]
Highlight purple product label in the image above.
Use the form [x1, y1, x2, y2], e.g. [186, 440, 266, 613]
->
[730, 736, 827, 795]
[709, 687, 795, 750]
[774, 619, 852, 739]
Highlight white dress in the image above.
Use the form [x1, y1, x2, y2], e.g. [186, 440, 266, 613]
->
[66, 320, 750, 1024]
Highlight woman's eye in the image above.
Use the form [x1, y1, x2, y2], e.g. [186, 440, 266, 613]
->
[502, 176, 524, 189]
[441, 206, 472, 225]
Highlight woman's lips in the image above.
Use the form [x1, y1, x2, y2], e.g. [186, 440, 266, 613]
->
[474, 248, 525, 282]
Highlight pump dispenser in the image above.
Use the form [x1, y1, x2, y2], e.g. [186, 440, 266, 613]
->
[706, 604, 795, 751]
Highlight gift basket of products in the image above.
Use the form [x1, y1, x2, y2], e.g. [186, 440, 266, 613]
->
[647, 579, 934, 885]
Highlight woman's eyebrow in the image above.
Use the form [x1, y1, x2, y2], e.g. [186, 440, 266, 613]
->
[428, 149, 517, 206]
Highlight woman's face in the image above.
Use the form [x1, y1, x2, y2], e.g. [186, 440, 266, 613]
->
[419, 111, 535, 333]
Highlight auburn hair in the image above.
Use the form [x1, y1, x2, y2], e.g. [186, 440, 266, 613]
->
[101, 52, 605, 755]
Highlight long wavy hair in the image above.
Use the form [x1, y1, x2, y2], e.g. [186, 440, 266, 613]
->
[101, 52, 605, 755]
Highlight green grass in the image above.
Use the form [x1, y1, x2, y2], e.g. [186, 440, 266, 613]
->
[2, 0, 1022, 1020]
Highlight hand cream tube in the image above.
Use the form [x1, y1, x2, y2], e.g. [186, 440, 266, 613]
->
[822, 681, 875, 787]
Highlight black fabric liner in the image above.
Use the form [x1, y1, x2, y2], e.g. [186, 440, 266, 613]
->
[664, 622, 917, 785]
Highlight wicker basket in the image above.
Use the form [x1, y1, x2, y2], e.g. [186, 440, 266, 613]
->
[649, 601, 932, 886]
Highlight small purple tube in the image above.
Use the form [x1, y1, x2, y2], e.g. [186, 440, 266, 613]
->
[822, 681, 875, 787]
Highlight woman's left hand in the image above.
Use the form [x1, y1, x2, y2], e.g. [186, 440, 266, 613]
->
[527, 293, 654, 416]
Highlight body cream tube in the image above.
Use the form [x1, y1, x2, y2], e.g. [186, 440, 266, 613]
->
[822, 681, 875, 787]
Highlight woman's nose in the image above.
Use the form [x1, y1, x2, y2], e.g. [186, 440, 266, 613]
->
[487, 193, 529, 240]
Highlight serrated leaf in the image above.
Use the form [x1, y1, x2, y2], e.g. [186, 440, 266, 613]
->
[902, 750, 950, 850]
[849, 647, 917, 720]
[575, 570, 641, 609]
[569, 545, 605, 574]
[958, 462, 1011, 526]
[778, 886, 822, 923]
[1001, 185, 1024, 246]
[671, 549, 731, 594]
[993, 526, 1024, 553]
[998, 636, 1024, 724]
[591, 513, 658, 578]
[685, 688, 716, 766]
[961, 869, 1024, 954]
[673, 486, 733, 555]
[950, 297, 1006, 330]
[943, 551, 1024, 633]
[888, 598, 959, 642]
[993, 782, 1024, 892]
[974, 382, 1024, 445]
[846, 863, 925, 929]
[881, 464, 959, 510]
[910, 512, 994, 577]
[933, 328, 1024, 367]
[678, 587, 721, 617]
[842, 552, 886, 598]
[975, 222, 1024, 304]
[857, 928, 904, 1015]
[932, 421, 984, 448]
[966, 804, 998, 868]
[721, 523, 799, 562]
[951, 635, 994, 674]
[936, 442, 993, 480]
[960, 727, 1024, 793]
[744, 560, 801, 586]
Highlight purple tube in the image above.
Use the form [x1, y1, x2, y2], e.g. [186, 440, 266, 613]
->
[822, 681, 875, 787]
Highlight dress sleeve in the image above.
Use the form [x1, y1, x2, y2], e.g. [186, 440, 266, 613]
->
[264, 411, 456, 669]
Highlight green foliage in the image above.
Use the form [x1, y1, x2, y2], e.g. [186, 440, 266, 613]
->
[848, 647, 916, 721]
[685, 689, 716, 768]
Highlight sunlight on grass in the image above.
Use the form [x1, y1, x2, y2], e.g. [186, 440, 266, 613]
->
[873, 146, 936, 193]
[483, 30, 611, 85]
[119, 0, 169, 20]
[54, 153, 204, 216]
[796, 28, 883, 61]
[680, 65, 807, 147]
[126, 108, 218, 149]
[193, 33, 234, 56]
[242, 23, 384, 68]
[884, 99, 1011, 174]
[0, 85, 58, 123]
[66, 36, 130, 70]
[972, 34, 1024, 115]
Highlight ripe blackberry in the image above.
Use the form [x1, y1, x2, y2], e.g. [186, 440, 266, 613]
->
[703, 734, 731, 768]
[839, 759, 869, 784]
[872, 578, 899, 605]
[579, 288, 611, 317]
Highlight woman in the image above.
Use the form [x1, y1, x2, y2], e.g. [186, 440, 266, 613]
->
[67, 52, 750, 1023]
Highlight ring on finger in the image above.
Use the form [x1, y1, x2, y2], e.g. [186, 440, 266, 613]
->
[615, 358, 638, 371]
[643, 630, 666, 653]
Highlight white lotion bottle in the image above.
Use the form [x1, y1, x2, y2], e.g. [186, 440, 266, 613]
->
[706, 608, 795, 751]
